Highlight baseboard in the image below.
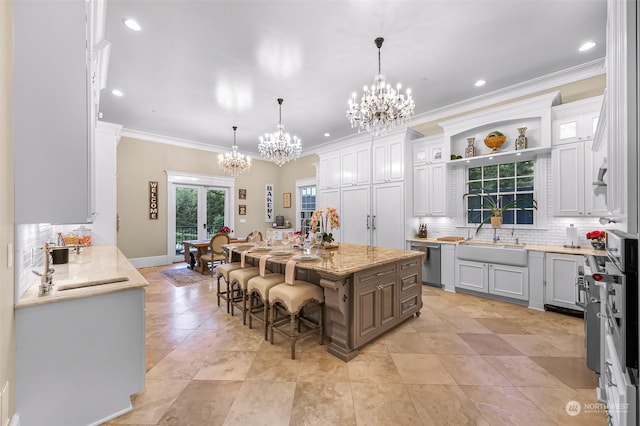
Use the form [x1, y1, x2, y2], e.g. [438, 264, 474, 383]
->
[128, 255, 170, 268]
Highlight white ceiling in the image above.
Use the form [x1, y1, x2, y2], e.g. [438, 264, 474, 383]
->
[100, 0, 607, 156]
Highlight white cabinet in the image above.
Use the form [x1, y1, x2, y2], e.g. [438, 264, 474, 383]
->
[14, 0, 95, 224]
[544, 253, 583, 311]
[552, 139, 608, 217]
[372, 182, 405, 249]
[455, 259, 529, 301]
[341, 146, 370, 186]
[341, 186, 371, 246]
[412, 163, 447, 217]
[553, 111, 600, 145]
[373, 137, 404, 183]
[411, 136, 447, 217]
[319, 154, 340, 189]
[317, 188, 341, 242]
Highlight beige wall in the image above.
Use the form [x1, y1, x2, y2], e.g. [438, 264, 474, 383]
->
[117, 137, 317, 259]
[0, 0, 15, 419]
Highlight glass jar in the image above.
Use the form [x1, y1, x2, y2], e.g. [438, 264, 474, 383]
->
[73, 226, 92, 246]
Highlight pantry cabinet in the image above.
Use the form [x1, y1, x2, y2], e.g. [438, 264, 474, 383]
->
[372, 182, 405, 249]
[341, 186, 371, 246]
[552, 111, 600, 145]
[372, 136, 404, 183]
[341, 145, 370, 187]
[544, 253, 583, 311]
[319, 154, 340, 189]
[411, 136, 447, 217]
[14, 0, 94, 224]
[455, 259, 529, 301]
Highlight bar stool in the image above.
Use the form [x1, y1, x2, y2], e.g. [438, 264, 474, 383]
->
[247, 273, 285, 339]
[269, 281, 324, 359]
[228, 266, 261, 324]
[215, 262, 242, 312]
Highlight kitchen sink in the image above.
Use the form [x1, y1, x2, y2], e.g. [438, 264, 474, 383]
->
[456, 243, 528, 266]
[56, 276, 129, 291]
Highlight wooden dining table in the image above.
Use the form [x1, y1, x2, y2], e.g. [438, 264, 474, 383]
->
[183, 236, 246, 274]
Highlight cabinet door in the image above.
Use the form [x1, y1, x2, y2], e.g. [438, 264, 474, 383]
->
[354, 282, 379, 347]
[553, 115, 582, 145]
[428, 143, 445, 164]
[455, 260, 488, 292]
[341, 150, 355, 187]
[319, 157, 332, 189]
[14, 0, 91, 224]
[544, 253, 583, 310]
[584, 140, 609, 216]
[341, 186, 371, 245]
[372, 143, 388, 184]
[317, 189, 340, 242]
[552, 142, 585, 216]
[489, 264, 529, 301]
[372, 182, 405, 249]
[329, 155, 341, 188]
[413, 166, 428, 216]
[413, 141, 428, 166]
[428, 163, 447, 216]
[379, 280, 397, 330]
[388, 139, 404, 181]
[354, 146, 371, 185]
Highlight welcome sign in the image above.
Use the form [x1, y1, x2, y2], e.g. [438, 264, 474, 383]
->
[265, 183, 274, 222]
[149, 181, 158, 219]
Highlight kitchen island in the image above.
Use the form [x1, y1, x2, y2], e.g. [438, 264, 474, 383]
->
[229, 242, 424, 361]
[15, 246, 147, 426]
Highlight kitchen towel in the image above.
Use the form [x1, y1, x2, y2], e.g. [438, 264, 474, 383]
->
[259, 255, 268, 277]
[228, 246, 233, 263]
[240, 250, 250, 268]
[285, 259, 297, 285]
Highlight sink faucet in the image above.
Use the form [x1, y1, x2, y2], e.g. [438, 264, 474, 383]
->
[493, 227, 500, 243]
[32, 243, 55, 296]
[511, 228, 519, 245]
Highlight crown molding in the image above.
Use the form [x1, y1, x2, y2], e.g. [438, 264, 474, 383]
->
[410, 58, 606, 128]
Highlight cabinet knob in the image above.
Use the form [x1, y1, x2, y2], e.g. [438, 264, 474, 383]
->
[579, 212, 583, 215]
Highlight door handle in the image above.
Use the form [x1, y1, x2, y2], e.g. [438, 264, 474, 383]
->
[372, 215, 376, 230]
[367, 214, 370, 230]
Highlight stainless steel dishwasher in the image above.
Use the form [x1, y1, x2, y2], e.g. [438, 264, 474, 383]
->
[410, 241, 442, 287]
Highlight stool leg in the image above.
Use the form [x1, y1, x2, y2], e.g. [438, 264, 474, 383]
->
[269, 303, 275, 344]
[226, 279, 231, 314]
[242, 290, 248, 326]
[263, 301, 269, 341]
[290, 313, 296, 360]
[319, 302, 324, 345]
[248, 292, 254, 329]
[216, 276, 222, 307]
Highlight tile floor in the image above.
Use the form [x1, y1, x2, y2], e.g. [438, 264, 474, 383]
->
[105, 263, 606, 425]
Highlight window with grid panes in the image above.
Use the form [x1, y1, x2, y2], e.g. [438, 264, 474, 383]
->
[299, 185, 316, 235]
[466, 160, 536, 226]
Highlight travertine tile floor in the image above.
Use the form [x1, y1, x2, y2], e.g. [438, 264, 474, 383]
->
[106, 263, 606, 425]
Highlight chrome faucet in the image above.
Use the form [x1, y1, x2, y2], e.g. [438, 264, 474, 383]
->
[493, 227, 500, 243]
[32, 243, 55, 296]
[511, 228, 519, 245]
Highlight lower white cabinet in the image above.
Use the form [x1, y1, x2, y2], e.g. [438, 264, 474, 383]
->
[544, 253, 584, 310]
[455, 260, 529, 301]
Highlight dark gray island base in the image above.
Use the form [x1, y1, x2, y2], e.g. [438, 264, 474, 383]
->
[233, 243, 424, 361]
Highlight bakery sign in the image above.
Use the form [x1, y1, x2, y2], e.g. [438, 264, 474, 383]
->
[265, 183, 274, 222]
[149, 181, 159, 219]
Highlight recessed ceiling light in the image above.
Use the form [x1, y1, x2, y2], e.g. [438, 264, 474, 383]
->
[474, 80, 486, 87]
[324, 133, 330, 137]
[579, 41, 596, 52]
[123, 18, 142, 31]
[112, 89, 124, 97]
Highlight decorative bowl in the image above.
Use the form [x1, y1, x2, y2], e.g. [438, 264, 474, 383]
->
[484, 135, 507, 153]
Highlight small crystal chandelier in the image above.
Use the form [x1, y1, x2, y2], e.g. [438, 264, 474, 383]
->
[218, 126, 252, 177]
[346, 37, 415, 136]
[258, 98, 302, 167]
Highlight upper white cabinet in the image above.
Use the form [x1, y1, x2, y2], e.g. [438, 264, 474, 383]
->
[373, 135, 405, 183]
[411, 136, 447, 217]
[319, 154, 340, 189]
[551, 96, 608, 217]
[552, 96, 603, 145]
[341, 145, 370, 187]
[14, 0, 107, 224]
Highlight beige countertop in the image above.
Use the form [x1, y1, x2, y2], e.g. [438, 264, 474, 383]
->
[16, 245, 148, 309]
[225, 242, 423, 278]
[406, 236, 606, 256]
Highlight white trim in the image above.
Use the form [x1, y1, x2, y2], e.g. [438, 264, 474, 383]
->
[121, 128, 245, 156]
[127, 255, 170, 269]
[165, 170, 235, 262]
[96, 120, 123, 139]
[295, 177, 317, 232]
[411, 59, 605, 128]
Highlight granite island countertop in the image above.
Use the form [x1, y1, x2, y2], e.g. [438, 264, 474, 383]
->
[226, 242, 424, 278]
[16, 245, 148, 309]
[406, 237, 606, 257]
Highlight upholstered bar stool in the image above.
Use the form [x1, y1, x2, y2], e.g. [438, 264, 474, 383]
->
[228, 250, 261, 324]
[247, 256, 285, 339]
[268, 260, 324, 359]
[215, 246, 243, 312]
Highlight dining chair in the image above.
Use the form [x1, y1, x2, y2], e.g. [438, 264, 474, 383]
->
[200, 233, 229, 275]
[246, 230, 263, 242]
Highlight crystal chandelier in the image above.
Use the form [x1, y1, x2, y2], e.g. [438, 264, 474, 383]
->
[346, 37, 415, 136]
[218, 126, 252, 177]
[258, 98, 302, 167]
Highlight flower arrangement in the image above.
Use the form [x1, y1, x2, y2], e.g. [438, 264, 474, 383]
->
[310, 206, 340, 244]
[586, 230, 606, 250]
[218, 225, 231, 234]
